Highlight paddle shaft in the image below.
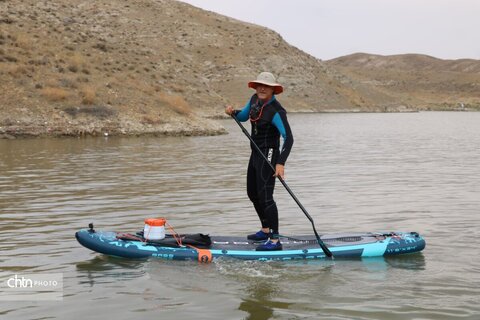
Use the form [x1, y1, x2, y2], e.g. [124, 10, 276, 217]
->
[231, 114, 333, 258]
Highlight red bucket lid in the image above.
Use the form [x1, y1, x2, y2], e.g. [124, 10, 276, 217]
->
[144, 218, 166, 226]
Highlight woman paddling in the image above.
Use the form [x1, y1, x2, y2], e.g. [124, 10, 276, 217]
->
[225, 72, 294, 251]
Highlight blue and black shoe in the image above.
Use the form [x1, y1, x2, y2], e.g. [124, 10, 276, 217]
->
[247, 230, 270, 241]
[255, 239, 283, 251]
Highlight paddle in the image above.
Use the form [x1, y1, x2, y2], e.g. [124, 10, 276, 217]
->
[231, 114, 333, 258]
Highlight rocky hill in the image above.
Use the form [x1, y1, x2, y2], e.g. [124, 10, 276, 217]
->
[1, 0, 479, 138]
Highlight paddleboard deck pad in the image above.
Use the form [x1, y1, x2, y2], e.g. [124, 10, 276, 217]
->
[75, 227, 425, 261]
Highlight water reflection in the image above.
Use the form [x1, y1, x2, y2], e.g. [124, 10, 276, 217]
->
[385, 253, 426, 271]
[239, 280, 286, 320]
[76, 256, 146, 287]
[235, 255, 426, 320]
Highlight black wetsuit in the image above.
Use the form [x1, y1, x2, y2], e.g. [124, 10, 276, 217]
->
[235, 94, 294, 237]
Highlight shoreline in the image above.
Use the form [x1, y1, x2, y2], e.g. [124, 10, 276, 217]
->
[0, 124, 226, 139]
[1, 109, 478, 139]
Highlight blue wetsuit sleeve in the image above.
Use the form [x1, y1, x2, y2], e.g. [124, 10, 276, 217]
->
[272, 111, 294, 165]
[234, 100, 251, 122]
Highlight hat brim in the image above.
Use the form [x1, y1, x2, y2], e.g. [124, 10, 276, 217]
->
[248, 81, 284, 95]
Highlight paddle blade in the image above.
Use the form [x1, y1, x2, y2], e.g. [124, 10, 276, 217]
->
[320, 241, 333, 258]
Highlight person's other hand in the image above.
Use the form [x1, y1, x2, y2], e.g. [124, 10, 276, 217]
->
[225, 105, 235, 115]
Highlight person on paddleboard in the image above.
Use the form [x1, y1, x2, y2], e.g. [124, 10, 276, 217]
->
[225, 72, 294, 251]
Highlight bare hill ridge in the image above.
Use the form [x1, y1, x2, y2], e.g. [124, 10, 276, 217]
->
[1, 0, 479, 138]
[327, 53, 480, 111]
[329, 52, 480, 73]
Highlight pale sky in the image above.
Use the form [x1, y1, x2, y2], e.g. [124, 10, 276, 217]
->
[179, 0, 480, 61]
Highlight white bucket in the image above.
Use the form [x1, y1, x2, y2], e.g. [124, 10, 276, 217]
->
[144, 218, 166, 240]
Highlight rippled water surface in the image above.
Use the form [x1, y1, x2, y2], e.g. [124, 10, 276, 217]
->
[1, 112, 479, 319]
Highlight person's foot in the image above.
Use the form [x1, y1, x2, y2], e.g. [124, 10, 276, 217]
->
[247, 230, 270, 241]
[256, 239, 283, 251]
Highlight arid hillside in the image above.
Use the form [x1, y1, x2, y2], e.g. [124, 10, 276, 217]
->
[327, 53, 480, 111]
[1, 0, 479, 138]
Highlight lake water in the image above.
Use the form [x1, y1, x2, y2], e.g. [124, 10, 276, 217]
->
[1, 112, 479, 319]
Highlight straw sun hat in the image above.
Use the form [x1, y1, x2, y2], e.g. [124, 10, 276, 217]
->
[248, 72, 284, 95]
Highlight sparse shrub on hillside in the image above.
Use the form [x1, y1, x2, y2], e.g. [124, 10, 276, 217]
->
[157, 92, 192, 115]
[171, 84, 185, 93]
[93, 43, 107, 52]
[68, 53, 86, 73]
[4, 55, 18, 62]
[41, 87, 70, 101]
[2, 64, 27, 76]
[77, 76, 89, 83]
[0, 118, 15, 126]
[68, 65, 78, 72]
[141, 116, 165, 125]
[58, 78, 77, 89]
[13, 33, 31, 50]
[80, 86, 96, 105]
[63, 105, 116, 119]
